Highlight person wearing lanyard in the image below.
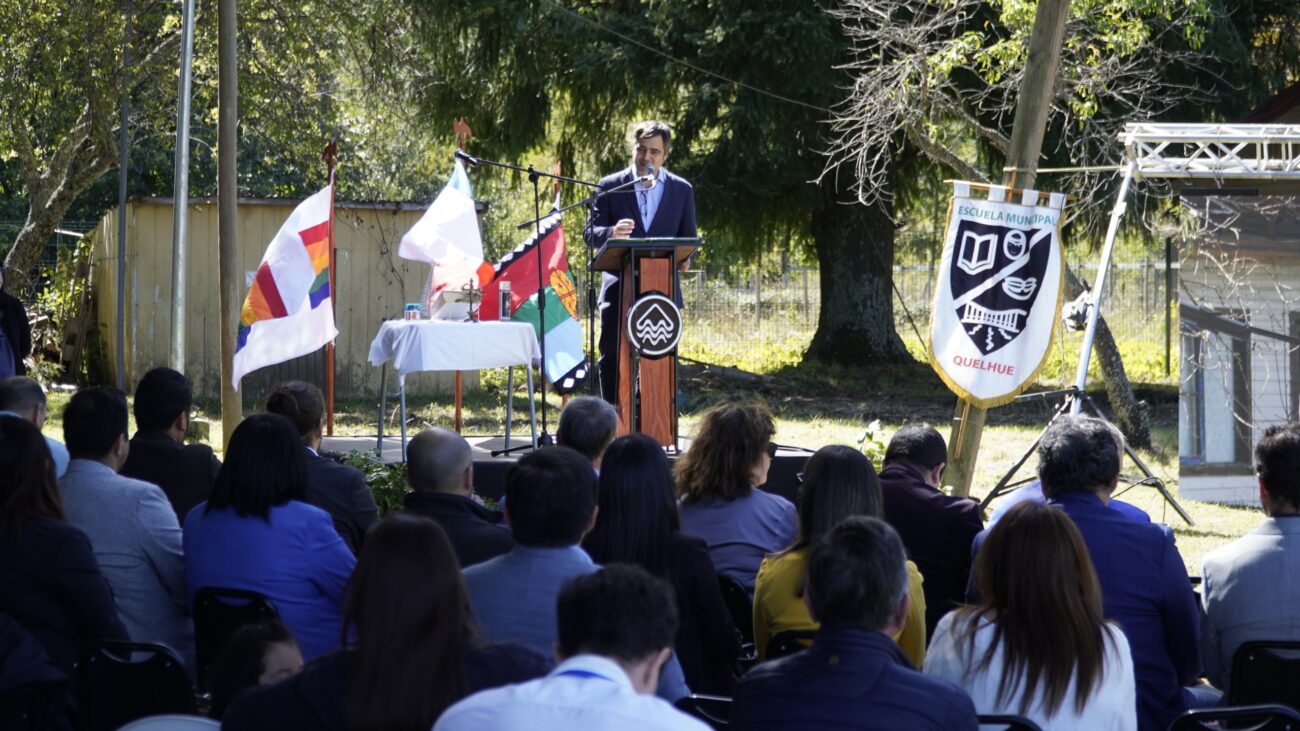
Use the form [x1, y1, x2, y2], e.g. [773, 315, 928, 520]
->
[435, 565, 710, 731]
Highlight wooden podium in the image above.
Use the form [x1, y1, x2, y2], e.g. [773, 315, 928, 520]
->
[590, 238, 699, 447]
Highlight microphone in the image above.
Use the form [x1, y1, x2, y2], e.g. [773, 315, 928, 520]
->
[642, 162, 656, 189]
[454, 149, 480, 168]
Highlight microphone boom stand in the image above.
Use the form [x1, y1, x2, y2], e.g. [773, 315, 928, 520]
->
[514, 173, 655, 401]
[454, 151, 597, 454]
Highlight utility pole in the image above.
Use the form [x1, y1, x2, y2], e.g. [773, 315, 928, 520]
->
[944, 0, 1072, 496]
[217, 0, 241, 445]
[170, 0, 196, 374]
[115, 0, 132, 391]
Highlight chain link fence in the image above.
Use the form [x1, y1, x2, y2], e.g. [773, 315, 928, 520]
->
[678, 256, 1178, 386]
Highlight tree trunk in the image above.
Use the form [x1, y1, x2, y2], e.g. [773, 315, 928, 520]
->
[1065, 266, 1151, 449]
[804, 177, 912, 365]
[4, 124, 117, 294]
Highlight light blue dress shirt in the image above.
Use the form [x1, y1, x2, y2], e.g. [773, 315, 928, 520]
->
[634, 165, 668, 232]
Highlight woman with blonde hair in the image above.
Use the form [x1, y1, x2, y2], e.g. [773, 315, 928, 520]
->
[676, 402, 796, 593]
[924, 501, 1136, 729]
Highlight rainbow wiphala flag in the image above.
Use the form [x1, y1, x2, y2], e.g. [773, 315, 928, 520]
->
[232, 185, 338, 389]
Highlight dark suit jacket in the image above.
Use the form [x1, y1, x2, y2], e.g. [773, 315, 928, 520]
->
[583, 168, 697, 300]
[0, 290, 30, 376]
[667, 533, 741, 696]
[402, 491, 513, 568]
[120, 430, 221, 523]
[304, 450, 380, 554]
[1050, 490, 1201, 731]
[0, 519, 127, 675]
[221, 643, 551, 729]
[732, 627, 978, 731]
[878, 463, 983, 636]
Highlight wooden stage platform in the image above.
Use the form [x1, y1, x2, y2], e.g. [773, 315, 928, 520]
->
[320, 435, 812, 503]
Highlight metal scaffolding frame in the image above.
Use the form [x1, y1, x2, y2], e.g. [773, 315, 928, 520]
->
[990, 124, 1300, 523]
[1124, 123, 1300, 181]
[1075, 124, 1300, 416]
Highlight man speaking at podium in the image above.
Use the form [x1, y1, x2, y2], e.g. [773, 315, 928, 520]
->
[584, 120, 697, 404]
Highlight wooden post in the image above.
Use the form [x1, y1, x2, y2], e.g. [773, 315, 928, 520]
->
[452, 121, 473, 433]
[944, 0, 1072, 497]
[323, 140, 338, 436]
[454, 371, 463, 433]
[217, 0, 241, 446]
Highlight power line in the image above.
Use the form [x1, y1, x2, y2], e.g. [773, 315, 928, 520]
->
[543, 0, 834, 115]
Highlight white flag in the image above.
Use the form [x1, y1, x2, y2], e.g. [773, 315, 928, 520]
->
[400, 159, 492, 294]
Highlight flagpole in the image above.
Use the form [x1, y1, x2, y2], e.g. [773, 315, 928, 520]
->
[323, 140, 338, 436]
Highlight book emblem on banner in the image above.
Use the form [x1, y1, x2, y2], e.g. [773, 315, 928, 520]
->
[949, 220, 1051, 356]
[626, 292, 682, 359]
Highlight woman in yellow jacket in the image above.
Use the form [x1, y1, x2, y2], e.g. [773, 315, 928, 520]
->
[753, 445, 927, 666]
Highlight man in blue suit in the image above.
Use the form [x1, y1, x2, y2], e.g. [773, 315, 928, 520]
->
[583, 120, 697, 404]
[1033, 415, 1209, 730]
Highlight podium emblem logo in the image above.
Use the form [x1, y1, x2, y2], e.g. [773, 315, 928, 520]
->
[626, 292, 682, 358]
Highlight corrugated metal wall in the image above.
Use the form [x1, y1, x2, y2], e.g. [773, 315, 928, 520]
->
[90, 197, 476, 400]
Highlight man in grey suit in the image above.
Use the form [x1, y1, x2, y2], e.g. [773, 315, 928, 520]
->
[58, 387, 193, 671]
[1201, 422, 1300, 695]
[463, 446, 690, 700]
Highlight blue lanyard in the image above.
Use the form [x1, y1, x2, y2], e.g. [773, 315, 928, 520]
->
[555, 669, 612, 682]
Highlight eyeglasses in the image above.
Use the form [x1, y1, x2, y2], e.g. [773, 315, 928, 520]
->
[766, 442, 778, 459]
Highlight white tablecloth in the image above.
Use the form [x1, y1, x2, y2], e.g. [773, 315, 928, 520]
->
[368, 320, 541, 377]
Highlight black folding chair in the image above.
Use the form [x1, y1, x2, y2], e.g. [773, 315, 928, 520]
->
[192, 587, 279, 693]
[717, 575, 753, 644]
[1230, 641, 1300, 710]
[977, 714, 1043, 731]
[73, 641, 195, 731]
[765, 629, 816, 660]
[674, 694, 731, 730]
[1169, 703, 1300, 731]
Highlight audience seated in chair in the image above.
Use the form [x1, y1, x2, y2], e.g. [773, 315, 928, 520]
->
[463, 445, 690, 701]
[265, 381, 378, 554]
[0, 416, 127, 677]
[224, 513, 548, 730]
[183, 414, 355, 663]
[436, 564, 710, 731]
[732, 517, 978, 730]
[0, 376, 69, 477]
[926, 501, 1136, 729]
[583, 434, 742, 695]
[58, 387, 194, 672]
[556, 395, 619, 473]
[1201, 423, 1300, 697]
[119, 367, 220, 522]
[677, 403, 796, 594]
[878, 424, 982, 637]
[970, 415, 1208, 731]
[402, 427, 512, 567]
[754, 445, 926, 666]
[206, 620, 302, 720]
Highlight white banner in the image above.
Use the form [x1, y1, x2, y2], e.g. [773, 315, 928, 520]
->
[928, 184, 1065, 407]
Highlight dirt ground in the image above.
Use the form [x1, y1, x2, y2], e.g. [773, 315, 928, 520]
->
[678, 359, 1178, 431]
